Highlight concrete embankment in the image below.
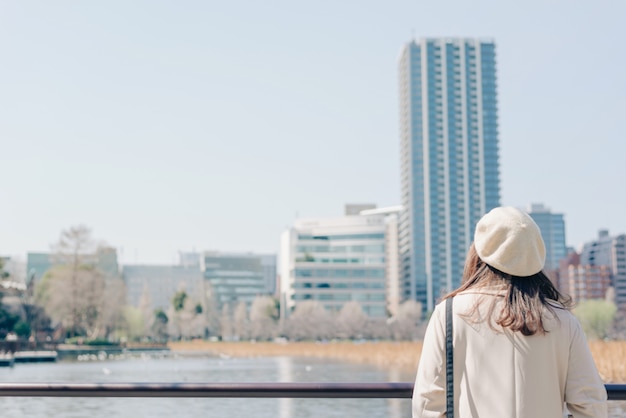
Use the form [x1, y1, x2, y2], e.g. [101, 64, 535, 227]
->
[56, 343, 170, 360]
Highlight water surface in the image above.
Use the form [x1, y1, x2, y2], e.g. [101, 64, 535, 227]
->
[0, 352, 622, 417]
[0, 352, 413, 418]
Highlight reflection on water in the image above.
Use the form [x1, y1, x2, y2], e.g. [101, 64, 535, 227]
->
[387, 367, 406, 418]
[278, 357, 292, 418]
[0, 353, 622, 417]
[0, 353, 414, 418]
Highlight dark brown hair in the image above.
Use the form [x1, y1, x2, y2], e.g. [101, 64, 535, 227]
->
[445, 244, 572, 336]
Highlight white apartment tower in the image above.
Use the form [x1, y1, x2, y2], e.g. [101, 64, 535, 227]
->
[399, 38, 501, 312]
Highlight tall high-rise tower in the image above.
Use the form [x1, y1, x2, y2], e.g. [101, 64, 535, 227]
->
[398, 38, 501, 311]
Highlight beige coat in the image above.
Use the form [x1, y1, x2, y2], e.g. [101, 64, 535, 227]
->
[412, 288, 608, 418]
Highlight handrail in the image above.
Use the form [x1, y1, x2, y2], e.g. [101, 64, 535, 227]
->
[0, 383, 623, 400]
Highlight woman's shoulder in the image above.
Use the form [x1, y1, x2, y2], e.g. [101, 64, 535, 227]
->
[452, 289, 501, 306]
[432, 293, 492, 319]
[545, 300, 578, 321]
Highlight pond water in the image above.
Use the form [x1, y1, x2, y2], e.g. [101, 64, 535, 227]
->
[0, 352, 622, 417]
[0, 352, 413, 418]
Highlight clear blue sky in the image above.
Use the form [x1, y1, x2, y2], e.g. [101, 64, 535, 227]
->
[1, 1, 624, 264]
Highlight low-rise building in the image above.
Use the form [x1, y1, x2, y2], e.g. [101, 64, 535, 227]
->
[203, 252, 277, 312]
[558, 252, 612, 303]
[280, 205, 402, 319]
[580, 230, 626, 310]
[26, 249, 120, 283]
[122, 264, 204, 312]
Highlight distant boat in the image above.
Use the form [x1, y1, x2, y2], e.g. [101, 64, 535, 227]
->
[13, 350, 58, 363]
[0, 353, 15, 367]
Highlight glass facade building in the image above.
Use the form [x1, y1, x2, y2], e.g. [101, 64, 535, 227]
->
[122, 264, 204, 311]
[527, 203, 567, 272]
[27, 249, 120, 283]
[398, 38, 501, 312]
[203, 252, 277, 312]
[26, 252, 53, 284]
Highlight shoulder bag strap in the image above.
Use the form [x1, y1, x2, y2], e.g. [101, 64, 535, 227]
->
[446, 297, 454, 418]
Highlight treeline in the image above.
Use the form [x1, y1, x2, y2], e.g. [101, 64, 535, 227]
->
[1, 225, 427, 344]
[124, 295, 425, 342]
[1, 225, 623, 344]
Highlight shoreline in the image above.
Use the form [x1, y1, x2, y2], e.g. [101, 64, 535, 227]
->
[169, 341, 423, 370]
[168, 340, 626, 383]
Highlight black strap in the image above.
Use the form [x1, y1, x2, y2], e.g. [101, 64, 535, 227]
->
[446, 297, 454, 418]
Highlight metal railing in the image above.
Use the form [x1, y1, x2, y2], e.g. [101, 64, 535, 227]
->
[0, 383, 624, 400]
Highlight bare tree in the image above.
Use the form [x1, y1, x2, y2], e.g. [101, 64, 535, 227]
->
[35, 226, 125, 340]
[167, 287, 207, 340]
[166, 305, 181, 340]
[185, 298, 208, 339]
[96, 275, 126, 338]
[37, 264, 104, 338]
[233, 301, 248, 341]
[285, 301, 333, 341]
[249, 296, 277, 341]
[177, 299, 196, 340]
[334, 301, 367, 339]
[220, 303, 233, 341]
[201, 281, 220, 338]
[48, 225, 96, 337]
[138, 283, 154, 339]
[389, 300, 423, 341]
[362, 317, 391, 340]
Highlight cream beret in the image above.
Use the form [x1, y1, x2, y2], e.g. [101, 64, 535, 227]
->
[474, 206, 546, 277]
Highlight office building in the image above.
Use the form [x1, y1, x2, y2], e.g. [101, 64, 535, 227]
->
[527, 203, 567, 273]
[26, 249, 120, 283]
[122, 264, 204, 312]
[280, 205, 402, 318]
[398, 38, 501, 311]
[203, 252, 277, 312]
[26, 253, 53, 284]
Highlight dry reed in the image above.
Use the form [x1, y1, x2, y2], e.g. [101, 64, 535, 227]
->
[588, 341, 626, 383]
[169, 340, 626, 383]
[169, 340, 423, 370]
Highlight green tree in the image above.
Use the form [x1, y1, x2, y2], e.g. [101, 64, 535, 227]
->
[574, 299, 617, 340]
[122, 307, 145, 341]
[0, 308, 19, 338]
[152, 309, 169, 342]
[13, 320, 31, 338]
[155, 309, 168, 324]
[172, 291, 187, 312]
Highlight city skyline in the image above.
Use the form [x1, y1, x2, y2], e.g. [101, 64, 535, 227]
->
[1, 1, 625, 265]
